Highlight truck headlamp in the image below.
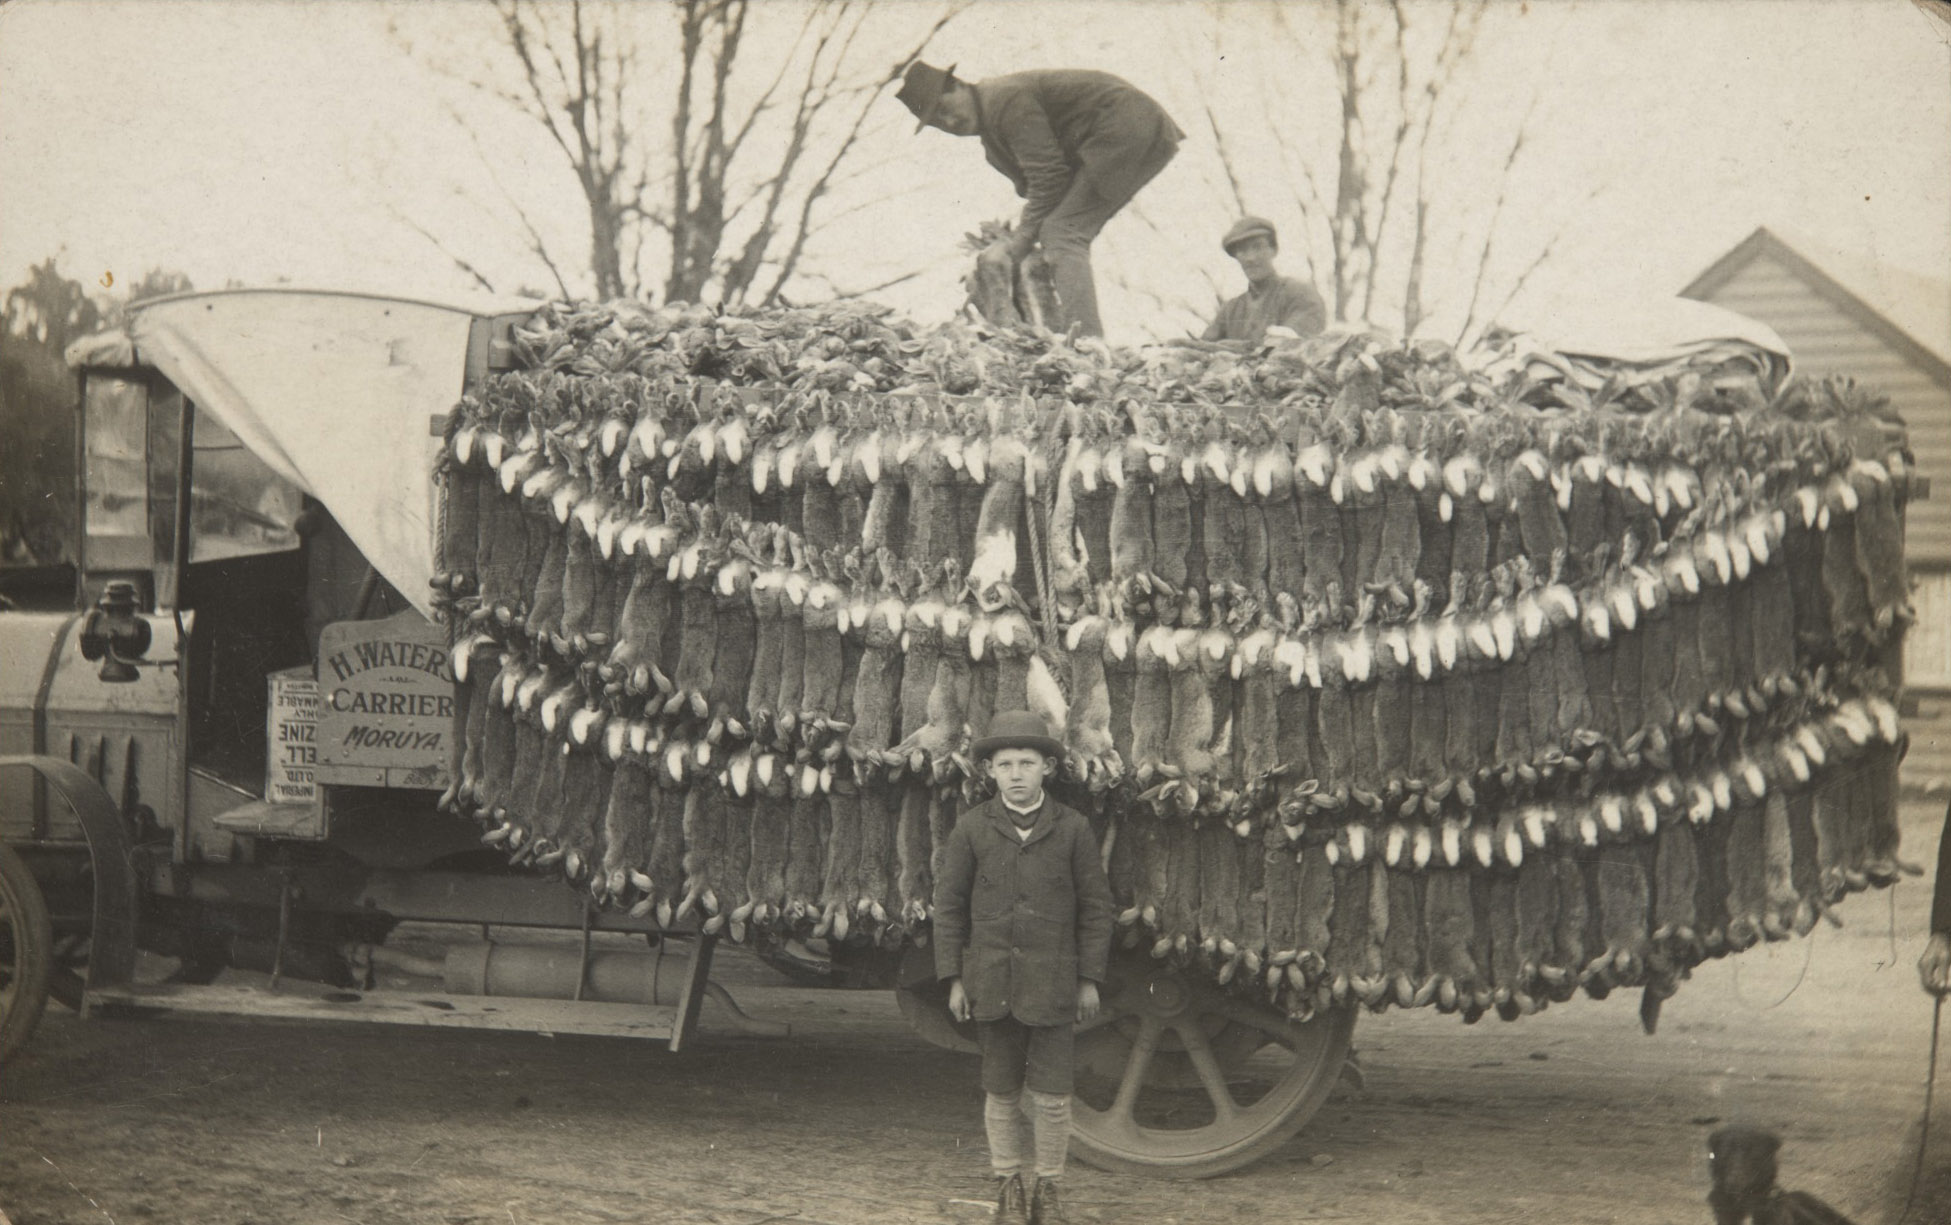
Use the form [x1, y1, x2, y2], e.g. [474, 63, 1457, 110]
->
[80, 580, 153, 683]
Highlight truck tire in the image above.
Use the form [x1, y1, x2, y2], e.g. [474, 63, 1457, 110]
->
[0, 844, 54, 1062]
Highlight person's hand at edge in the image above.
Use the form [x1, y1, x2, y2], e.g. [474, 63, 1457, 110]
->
[1919, 932, 1951, 996]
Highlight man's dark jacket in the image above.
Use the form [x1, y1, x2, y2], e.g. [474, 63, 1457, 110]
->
[1933, 798, 1951, 934]
[972, 69, 1184, 239]
[933, 796, 1115, 1027]
[1203, 275, 1329, 345]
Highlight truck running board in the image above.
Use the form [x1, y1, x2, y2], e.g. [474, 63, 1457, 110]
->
[81, 931, 773, 1050]
[86, 982, 682, 1042]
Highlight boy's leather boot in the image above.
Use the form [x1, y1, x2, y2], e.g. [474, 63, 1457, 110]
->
[993, 1173, 1030, 1225]
[1029, 1177, 1069, 1225]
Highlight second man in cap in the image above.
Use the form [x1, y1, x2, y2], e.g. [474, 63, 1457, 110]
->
[1202, 215, 1327, 346]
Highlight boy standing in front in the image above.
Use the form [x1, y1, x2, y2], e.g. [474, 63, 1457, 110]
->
[935, 710, 1115, 1225]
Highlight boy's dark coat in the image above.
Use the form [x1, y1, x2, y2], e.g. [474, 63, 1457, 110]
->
[933, 796, 1116, 1027]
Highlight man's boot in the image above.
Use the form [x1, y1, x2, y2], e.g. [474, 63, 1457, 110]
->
[993, 1172, 1030, 1225]
[1029, 1177, 1069, 1225]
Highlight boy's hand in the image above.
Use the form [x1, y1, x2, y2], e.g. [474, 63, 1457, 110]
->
[948, 978, 971, 1022]
[1921, 932, 1951, 996]
[1077, 980, 1100, 1025]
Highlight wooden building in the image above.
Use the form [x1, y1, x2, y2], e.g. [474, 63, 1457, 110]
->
[1684, 226, 1951, 789]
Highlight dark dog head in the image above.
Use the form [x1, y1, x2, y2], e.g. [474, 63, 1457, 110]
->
[1707, 1127, 1860, 1225]
[1708, 1125, 1782, 1204]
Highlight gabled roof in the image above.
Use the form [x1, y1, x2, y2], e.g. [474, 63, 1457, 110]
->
[1681, 226, 1951, 390]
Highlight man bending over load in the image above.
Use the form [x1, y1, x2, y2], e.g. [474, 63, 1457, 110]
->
[899, 61, 1183, 338]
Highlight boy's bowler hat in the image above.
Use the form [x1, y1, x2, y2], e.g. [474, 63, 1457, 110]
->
[973, 710, 1065, 763]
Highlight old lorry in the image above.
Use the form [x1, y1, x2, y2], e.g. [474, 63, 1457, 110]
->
[0, 287, 1914, 1179]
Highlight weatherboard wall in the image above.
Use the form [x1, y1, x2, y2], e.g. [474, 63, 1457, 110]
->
[1687, 250, 1951, 702]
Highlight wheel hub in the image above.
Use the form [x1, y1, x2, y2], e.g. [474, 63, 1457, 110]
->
[1141, 974, 1191, 1017]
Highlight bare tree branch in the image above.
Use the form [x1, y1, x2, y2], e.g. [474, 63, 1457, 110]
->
[481, 0, 633, 296]
[1360, 0, 1414, 317]
[418, 88, 577, 296]
[514, 205, 575, 300]
[404, 0, 966, 309]
[825, 269, 923, 300]
[794, 188, 916, 242]
[383, 200, 500, 294]
[1468, 175, 1615, 348]
[1245, 9, 1335, 291]
[1203, 98, 1251, 218]
[1402, 193, 1432, 339]
[495, 2, 576, 161]
[1264, 109, 1331, 288]
[1455, 74, 1546, 345]
[1401, 1, 1482, 336]
[1444, 3, 1570, 342]
[719, 1, 855, 303]
[818, 147, 921, 195]
[668, 0, 707, 300]
[1325, 0, 1373, 320]
[1189, 11, 1251, 217]
[757, 91, 873, 305]
[758, 2, 968, 305]
[1113, 201, 1222, 335]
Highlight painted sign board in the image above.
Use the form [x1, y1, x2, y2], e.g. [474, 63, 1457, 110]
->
[265, 666, 321, 805]
[315, 609, 453, 789]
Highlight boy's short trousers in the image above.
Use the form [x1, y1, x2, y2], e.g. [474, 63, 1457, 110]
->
[977, 1015, 1075, 1096]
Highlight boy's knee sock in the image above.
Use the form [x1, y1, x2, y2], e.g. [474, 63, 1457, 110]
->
[1026, 1089, 1072, 1180]
[984, 1091, 1032, 1177]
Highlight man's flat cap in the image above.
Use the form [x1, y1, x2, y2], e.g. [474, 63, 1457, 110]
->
[1222, 216, 1278, 254]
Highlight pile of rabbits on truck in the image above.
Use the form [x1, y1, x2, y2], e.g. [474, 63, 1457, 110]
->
[434, 299, 1913, 1029]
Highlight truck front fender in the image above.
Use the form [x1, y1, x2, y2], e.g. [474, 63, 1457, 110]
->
[0, 755, 139, 1006]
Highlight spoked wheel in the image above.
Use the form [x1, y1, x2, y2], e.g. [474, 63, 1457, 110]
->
[1069, 953, 1356, 1178]
[0, 844, 54, 1062]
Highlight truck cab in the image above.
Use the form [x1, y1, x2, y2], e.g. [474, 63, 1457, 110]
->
[1, 291, 780, 1056]
[6, 290, 530, 865]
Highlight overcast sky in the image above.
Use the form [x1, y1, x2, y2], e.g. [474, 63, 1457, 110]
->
[1, 0, 1946, 346]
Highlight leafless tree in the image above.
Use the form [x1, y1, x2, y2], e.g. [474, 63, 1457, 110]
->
[397, 0, 962, 306]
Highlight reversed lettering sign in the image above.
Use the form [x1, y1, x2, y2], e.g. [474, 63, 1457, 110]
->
[266, 666, 320, 805]
[316, 610, 453, 789]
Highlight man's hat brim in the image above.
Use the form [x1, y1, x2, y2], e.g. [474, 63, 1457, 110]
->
[898, 61, 958, 133]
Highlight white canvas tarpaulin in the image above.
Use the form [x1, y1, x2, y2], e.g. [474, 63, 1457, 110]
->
[1527, 296, 1792, 367]
[1481, 296, 1793, 392]
[120, 290, 535, 619]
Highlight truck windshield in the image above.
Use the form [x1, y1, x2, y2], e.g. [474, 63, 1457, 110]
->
[81, 374, 159, 576]
[82, 376, 302, 603]
[187, 407, 300, 563]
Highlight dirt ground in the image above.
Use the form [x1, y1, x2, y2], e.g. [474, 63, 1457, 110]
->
[3, 800, 1948, 1225]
